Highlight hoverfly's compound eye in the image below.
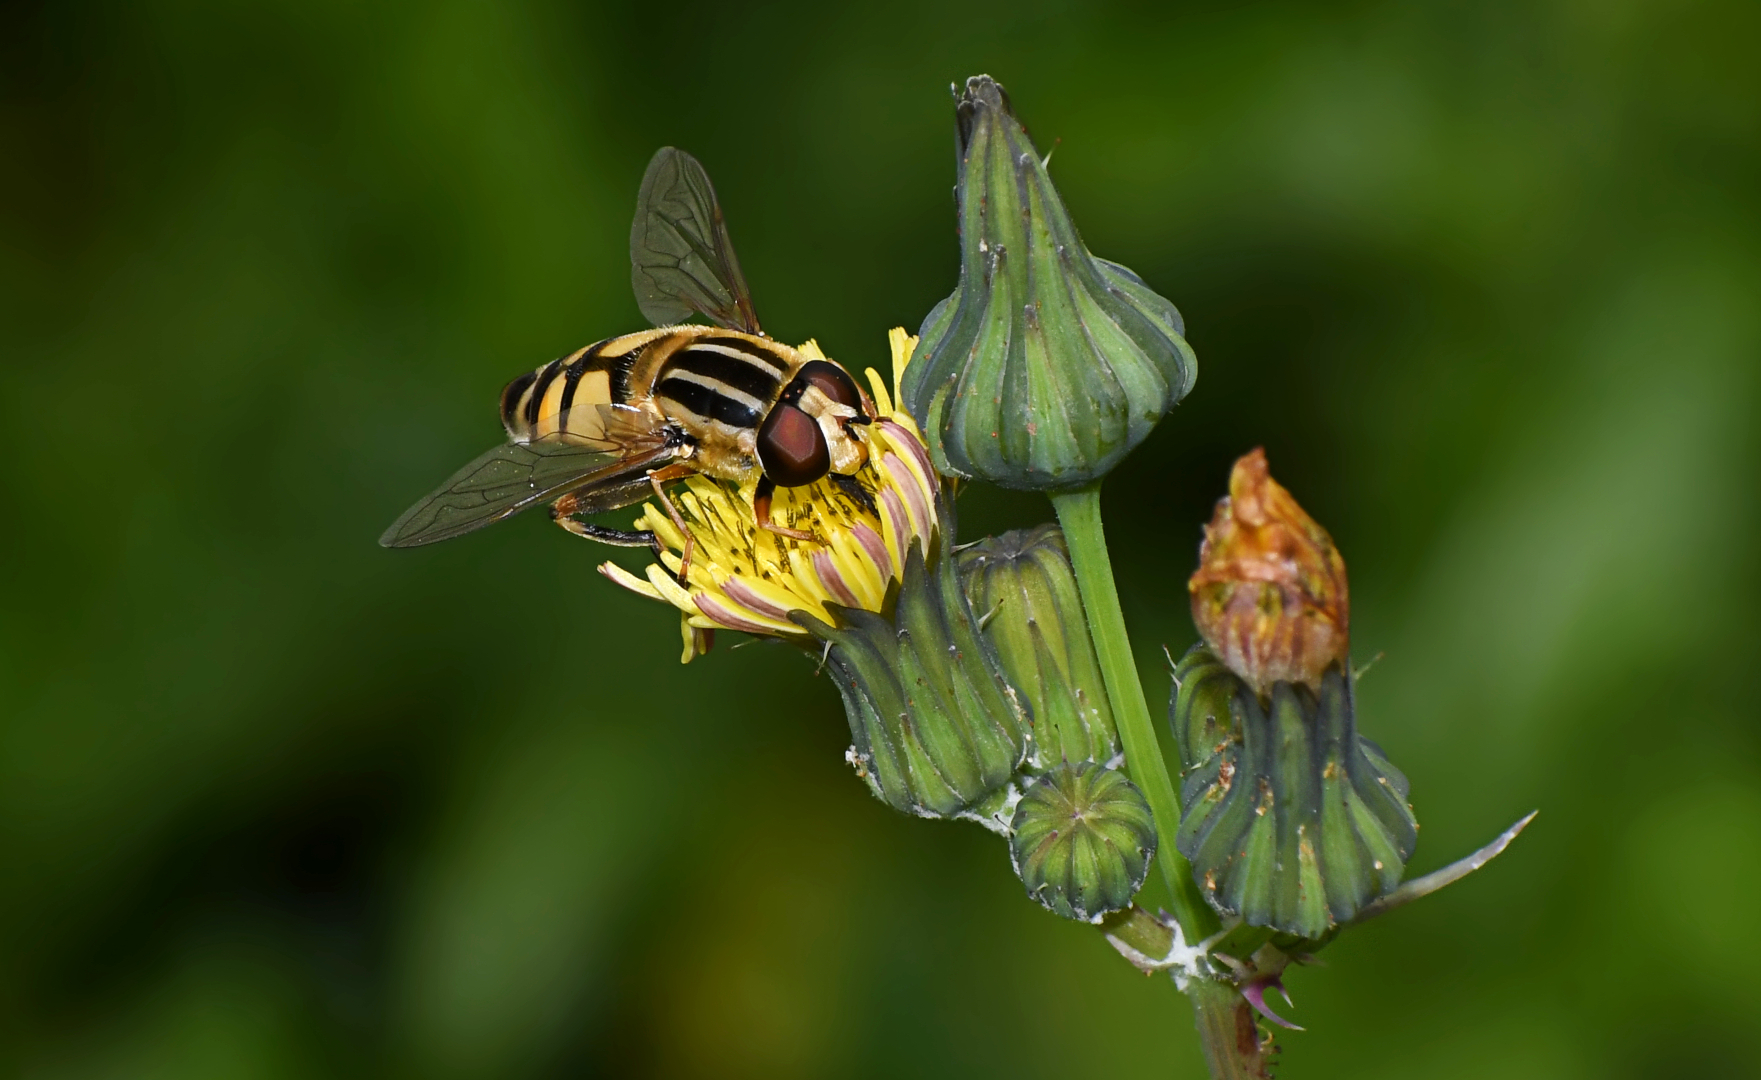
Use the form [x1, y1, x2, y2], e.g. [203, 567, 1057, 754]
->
[757, 402, 831, 487]
[793, 360, 864, 413]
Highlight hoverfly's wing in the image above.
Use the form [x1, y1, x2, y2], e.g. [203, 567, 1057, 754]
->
[630, 147, 761, 334]
[380, 409, 680, 548]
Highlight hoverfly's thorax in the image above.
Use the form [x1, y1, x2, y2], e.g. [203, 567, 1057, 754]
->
[649, 331, 796, 428]
[641, 330, 801, 483]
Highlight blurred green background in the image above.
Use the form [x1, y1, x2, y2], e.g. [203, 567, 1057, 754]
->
[3, 1, 1757, 1076]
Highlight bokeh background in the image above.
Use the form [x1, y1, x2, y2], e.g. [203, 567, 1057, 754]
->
[4, 1, 1758, 1076]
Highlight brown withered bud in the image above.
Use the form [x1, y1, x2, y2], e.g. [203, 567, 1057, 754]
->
[1188, 448, 1348, 695]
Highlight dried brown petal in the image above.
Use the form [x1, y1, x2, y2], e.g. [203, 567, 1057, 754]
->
[1188, 449, 1348, 694]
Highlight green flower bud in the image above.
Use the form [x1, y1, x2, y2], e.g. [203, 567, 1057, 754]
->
[1010, 761, 1156, 923]
[793, 523, 1032, 825]
[958, 525, 1119, 767]
[1170, 645, 1418, 938]
[902, 75, 1197, 490]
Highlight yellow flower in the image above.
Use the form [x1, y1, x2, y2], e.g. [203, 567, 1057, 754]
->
[599, 328, 942, 662]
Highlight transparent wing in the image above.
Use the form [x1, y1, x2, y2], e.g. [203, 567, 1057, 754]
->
[379, 437, 678, 548]
[630, 146, 761, 333]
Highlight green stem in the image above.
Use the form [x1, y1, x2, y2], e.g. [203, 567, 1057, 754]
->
[1189, 978, 1272, 1079]
[1054, 484, 1266, 1080]
[1051, 483, 1214, 938]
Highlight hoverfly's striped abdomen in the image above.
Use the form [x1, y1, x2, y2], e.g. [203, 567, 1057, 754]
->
[500, 330, 667, 445]
[497, 327, 814, 490]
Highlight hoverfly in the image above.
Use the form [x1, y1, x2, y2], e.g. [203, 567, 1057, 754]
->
[379, 148, 874, 576]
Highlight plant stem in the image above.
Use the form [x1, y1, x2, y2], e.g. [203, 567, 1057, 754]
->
[1054, 483, 1268, 1080]
[1189, 978, 1272, 1079]
[1050, 483, 1214, 937]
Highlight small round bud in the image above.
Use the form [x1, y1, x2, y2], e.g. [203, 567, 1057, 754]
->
[1010, 761, 1156, 923]
[1189, 448, 1348, 695]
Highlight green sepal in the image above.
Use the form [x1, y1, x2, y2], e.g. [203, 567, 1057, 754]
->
[794, 520, 1031, 820]
[958, 524, 1119, 767]
[1010, 761, 1156, 923]
[1170, 645, 1418, 938]
[902, 76, 1196, 491]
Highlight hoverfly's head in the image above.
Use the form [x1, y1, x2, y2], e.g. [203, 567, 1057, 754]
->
[757, 359, 872, 487]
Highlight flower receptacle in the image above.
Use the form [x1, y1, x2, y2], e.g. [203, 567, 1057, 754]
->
[1170, 646, 1417, 938]
[795, 524, 1032, 822]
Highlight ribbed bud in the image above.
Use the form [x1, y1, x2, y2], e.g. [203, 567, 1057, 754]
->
[958, 525, 1118, 767]
[1189, 448, 1348, 695]
[793, 523, 1031, 824]
[1170, 645, 1417, 938]
[902, 75, 1197, 491]
[1010, 761, 1156, 923]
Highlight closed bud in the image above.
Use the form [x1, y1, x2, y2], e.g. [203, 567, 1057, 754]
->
[794, 520, 1032, 827]
[1189, 448, 1348, 695]
[902, 75, 1197, 491]
[1170, 646, 1417, 938]
[1010, 761, 1156, 923]
[958, 525, 1119, 767]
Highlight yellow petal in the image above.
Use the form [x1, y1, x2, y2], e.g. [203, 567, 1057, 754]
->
[888, 327, 918, 407]
[644, 563, 701, 613]
[864, 367, 894, 420]
[679, 612, 708, 664]
[599, 560, 663, 601]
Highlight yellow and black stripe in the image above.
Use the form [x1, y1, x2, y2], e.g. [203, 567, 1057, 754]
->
[498, 329, 668, 445]
[652, 334, 789, 433]
[499, 327, 799, 449]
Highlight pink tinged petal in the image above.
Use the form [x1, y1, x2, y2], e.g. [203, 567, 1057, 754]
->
[598, 561, 665, 601]
[721, 578, 795, 622]
[879, 487, 911, 569]
[811, 549, 861, 607]
[694, 592, 793, 635]
[827, 530, 885, 608]
[1241, 981, 1304, 1031]
[878, 420, 938, 496]
[852, 522, 893, 582]
[883, 453, 932, 545]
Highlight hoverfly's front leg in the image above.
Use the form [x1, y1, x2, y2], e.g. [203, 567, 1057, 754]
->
[752, 476, 815, 542]
[827, 471, 877, 516]
[646, 469, 697, 585]
[550, 492, 664, 558]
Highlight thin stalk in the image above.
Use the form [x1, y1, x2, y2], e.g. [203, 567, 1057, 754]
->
[1051, 483, 1213, 937]
[1054, 483, 1266, 1080]
[1189, 978, 1272, 1079]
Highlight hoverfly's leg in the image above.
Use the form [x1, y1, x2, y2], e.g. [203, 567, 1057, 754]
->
[647, 471, 696, 585]
[550, 494, 664, 558]
[828, 471, 877, 516]
[753, 476, 815, 542]
[560, 521, 664, 552]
